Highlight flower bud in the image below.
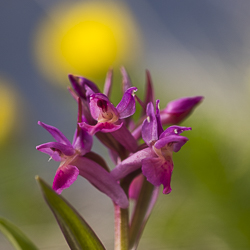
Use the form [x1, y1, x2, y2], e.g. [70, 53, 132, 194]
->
[160, 96, 203, 125]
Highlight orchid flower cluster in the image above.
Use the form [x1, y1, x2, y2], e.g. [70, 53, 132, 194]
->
[36, 68, 203, 249]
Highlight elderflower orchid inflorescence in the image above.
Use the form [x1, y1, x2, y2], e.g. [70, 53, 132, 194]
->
[37, 68, 203, 198]
[36, 68, 203, 250]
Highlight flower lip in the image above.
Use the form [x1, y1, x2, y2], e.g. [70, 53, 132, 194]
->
[53, 164, 79, 194]
[79, 121, 123, 136]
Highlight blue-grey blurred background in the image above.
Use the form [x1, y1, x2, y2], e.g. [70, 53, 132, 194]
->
[1, 0, 250, 249]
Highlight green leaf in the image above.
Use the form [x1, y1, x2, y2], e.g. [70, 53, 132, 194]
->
[0, 217, 38, 250]
[36, 176, 105, 250]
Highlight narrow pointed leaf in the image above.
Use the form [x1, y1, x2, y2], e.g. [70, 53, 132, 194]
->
[36, 176, 105, 250]
[0, 217, 38, 250]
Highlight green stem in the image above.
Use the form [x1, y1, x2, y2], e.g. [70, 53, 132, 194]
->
[129, 179, 156, 250]
[114, 172, 135, 250]
[114, 203, 129, 250]
[113, 169, 141, 250]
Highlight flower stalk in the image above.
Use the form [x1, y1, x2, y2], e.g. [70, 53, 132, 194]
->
[114, 203, 129, 250]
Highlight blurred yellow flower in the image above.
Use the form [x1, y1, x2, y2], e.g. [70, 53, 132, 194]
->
[33, 1, 142, 86]
[0, 78, 17, 145]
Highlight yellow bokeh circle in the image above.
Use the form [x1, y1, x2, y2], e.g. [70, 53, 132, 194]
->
[34, 1, 142, 85]
[0, 78, 17, 145]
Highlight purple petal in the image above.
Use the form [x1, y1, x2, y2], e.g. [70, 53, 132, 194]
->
[82, 99, 96, 125]
[72, 156, 129, 208]
[82, 77, 100, 94]
[164, 96, 204, 114]
[89, 93, 119, 122]
[72, 126, 93, 155]
[68, 74, 100, 100]
[120, 67, 132, 92]
[103, 68, 113, 98]
[141, 102, 158, 146]
[36, 142, 75, 160]
[96, 122, 123, 133]
[111, 147, 156, 181]
[36, 146, 61, 161]
[85, 85, 96, 100]
[68, 75, 86, 99]
[116, 87, 137, 119]
[89, 93, 111, 120]
[154, 135, 189, 152]
[84, 151, 110, 172]
[142, 156, 173, 194]
[143, 70, 154, 110]
[38, 121, 72, 146]
[160, 125, 191, 138]
[80, 122, 123, 135]
[155, 100, 164, 136]
[52, 164, 79, 194]
[160, 96, 203, 125]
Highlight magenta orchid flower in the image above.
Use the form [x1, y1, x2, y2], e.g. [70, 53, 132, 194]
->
[79, 86, 137, 135]
[111, 100, 191, 194]
[68, 70, 138, 154]
[36, 122, 129, 208]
